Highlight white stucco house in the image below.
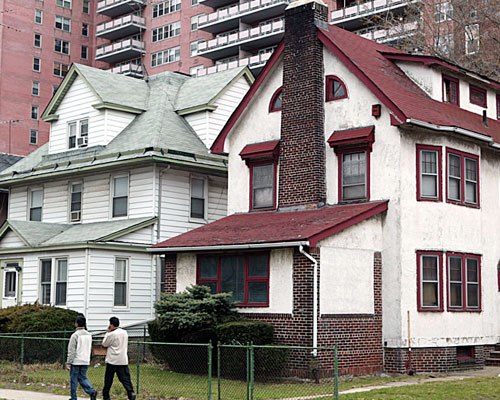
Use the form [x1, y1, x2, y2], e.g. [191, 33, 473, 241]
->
[152, 0, 500, 374]
[0, 64, 253, 330]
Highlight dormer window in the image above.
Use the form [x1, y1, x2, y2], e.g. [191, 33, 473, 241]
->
[326, 75, 348, 101]
[269, 87, 282, 112]
[469, 85, 486, 108]
[68, 118, 89, 149]
[443, 75, 459, 105]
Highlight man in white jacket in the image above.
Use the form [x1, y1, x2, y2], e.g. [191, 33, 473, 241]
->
[102, 316, 136, 400]
[66, 315, 97, 400]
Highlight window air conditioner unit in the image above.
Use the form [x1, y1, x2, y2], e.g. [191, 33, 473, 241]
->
[77, 136, 88, 148]
[70, 211, 81, 222]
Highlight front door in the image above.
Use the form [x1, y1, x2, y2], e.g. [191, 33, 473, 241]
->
[2, 261, 21, 308]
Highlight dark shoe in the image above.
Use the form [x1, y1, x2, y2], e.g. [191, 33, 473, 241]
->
[90, 390, 97, 400]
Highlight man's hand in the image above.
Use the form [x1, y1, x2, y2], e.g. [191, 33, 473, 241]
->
[65, 363, 71, 371]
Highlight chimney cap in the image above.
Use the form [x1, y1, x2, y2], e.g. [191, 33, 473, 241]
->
[286, 0, 327, 10]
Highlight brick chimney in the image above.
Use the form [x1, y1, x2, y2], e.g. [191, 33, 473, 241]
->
[278, 0, 328, 209]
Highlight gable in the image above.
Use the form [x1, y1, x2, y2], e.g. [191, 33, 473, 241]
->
[116, 225, 154, 245]
[0, 229, 27, 248]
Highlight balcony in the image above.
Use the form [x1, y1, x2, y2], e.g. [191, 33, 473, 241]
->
[357, 21, 418, 43]
[95, 38, 145, 64]
[199, 0, 237, 10]
[198, 0, 290, 34]
[197, 18, 284, 60]
[110, 62, 144, 78]
[331, 0, 418, 30]
[97, 0, 144, 18]
[195, 51, 273, 76]
[96, 15, 145, 41]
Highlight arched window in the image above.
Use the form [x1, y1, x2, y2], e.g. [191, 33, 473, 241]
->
[325, 75, 348, 102]
[269, 87, 283, 112]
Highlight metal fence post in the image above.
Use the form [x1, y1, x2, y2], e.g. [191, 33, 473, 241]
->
[207, 341, 213, 400]
[217, 344, 221, 400]
[62, 330, 67, 364]
[334, 347, 339, 400]
[136, 341, 141, 395]
[20, 335, 25, 368]
[246, 344, 250, 400]
[249, 343, 254, 400]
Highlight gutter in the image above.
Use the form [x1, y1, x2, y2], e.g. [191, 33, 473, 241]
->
[299, 245, 318, 357]
[148, 241, 309, 253]
[406, 119, 494, 144]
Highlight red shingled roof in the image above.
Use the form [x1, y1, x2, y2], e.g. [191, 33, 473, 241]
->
[152, 201, 388, 250]
[328, 126, 375, 147]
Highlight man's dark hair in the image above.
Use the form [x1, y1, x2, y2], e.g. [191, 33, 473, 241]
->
[109, 316, 120, 328]
[76, 315, 87, 328]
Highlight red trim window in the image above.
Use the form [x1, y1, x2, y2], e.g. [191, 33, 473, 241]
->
[443, 75, 459, 105]
[447, 252, 481, 312]
[325, 75, 348, 102]
[416, 251, 444, 312]
[446, 148, 479, 207]
[249, 160, 277, 210]
[416, 145, 442, 202]
[197, 253, 270, 307]
[337, 146, 370, 202]
[269, 87, 283, 113]
[469, 85, 487, 108]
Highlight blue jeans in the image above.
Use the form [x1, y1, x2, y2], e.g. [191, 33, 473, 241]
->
[70, 365, 95, 400]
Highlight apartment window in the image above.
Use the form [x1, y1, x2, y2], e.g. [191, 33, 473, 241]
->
[465, 24, 479, 55]
[434, 1, 452, 23]
[33, 57, 41, 72]
[68, 118, 89, 149]
[469, 85, 486, 108]
[190, 177, 206, 219]
[114, 258, 128, 307]
[30, 129, 38, 145]
[417, 145, 442, 201]
[55, 15, 71, 32]
[190, 40, 200, 56]
[250, 162, 276, 210]
[192, 0, 198, 5]
[151, 47, 180, 67]
[34, 33, 42, 48]
[447, 253, 481, 311]
[31, 106, 39, 120]
[35, 9, 43, 24]
[152, 0, 181, 18]
[70, 182, 82, 222]
[54, 62, 69, 77]
[325, 75, 348, 101]
[56, 0, 71, 8]
[434, 33, 454, 56]
[191, 15, 203, 31]
[112, 175, 128, 217]
[198, 253, 269, 306]
[83, 0, 90, 13]
[446, 148, 479, 207]
[40, 258, 67, 305]
[54, 38, 70, 54]
[29, 188, 43, 221]
[417, 251, 443, 312]
[82, 23, 89, 36]
[443, 75, 459, 105]
[269, 87, 283, 113]
[152, 21, 181, 42]
[339, 149, 369, 201]
[81, 45, 88, 59]
[32, 81, 40, 96]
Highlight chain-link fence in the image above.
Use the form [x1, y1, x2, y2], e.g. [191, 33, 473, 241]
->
[0, 335, 338, 400]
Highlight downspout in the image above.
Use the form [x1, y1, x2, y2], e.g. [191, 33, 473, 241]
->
[299, 244, 318, 357]
[84, 248, 90, 317]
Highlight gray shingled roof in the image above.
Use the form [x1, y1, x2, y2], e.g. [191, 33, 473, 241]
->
[0, 153, 23, 172]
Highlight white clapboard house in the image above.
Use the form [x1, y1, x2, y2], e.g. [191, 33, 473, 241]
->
[0, 64, 252, 330]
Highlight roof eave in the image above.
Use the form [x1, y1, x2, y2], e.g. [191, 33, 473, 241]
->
[92, 102, 145, 114]
[176, 104, 217, 116]
[0, 242, 150, 254]
[149, 240, 309, 253]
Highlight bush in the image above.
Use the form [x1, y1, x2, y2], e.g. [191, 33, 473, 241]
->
[216, 320, 274, 345]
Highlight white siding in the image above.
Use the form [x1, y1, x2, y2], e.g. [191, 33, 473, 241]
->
[118, 226, 154, 244]
[8, 187, 27, 220]
[0, 231, 26, 248]
[43, 180, 69, 223]
[129, 166, 155, 218]
[184, 112, 209, 147]
[82, 173, 110, 222]
[102, 109, 135, 146]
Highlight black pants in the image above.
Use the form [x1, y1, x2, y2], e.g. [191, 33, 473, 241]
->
[103, 363, 135, 400]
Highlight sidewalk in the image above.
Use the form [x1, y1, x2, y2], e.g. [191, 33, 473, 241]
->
[0, 367, 499, 399]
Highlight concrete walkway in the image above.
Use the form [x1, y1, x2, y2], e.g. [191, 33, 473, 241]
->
[0, 367, 499, 400]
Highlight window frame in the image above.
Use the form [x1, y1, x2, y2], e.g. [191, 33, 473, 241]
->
[29, 187, 43, 221]
[31, 106, 39, 120]
[325, 75, 348, 102]
[337, 146, 370, 203]
[111, 174, 129, 218]
[152, 0, 181, 18]
[416, 251, 444, 312]
[189, 175, 207, 221]
[445, 148, 480, 208]
[197, 253, 270, 307]
[55, 258, 68, 306]
[446, 252, 481, 312]
[32, 81, 40, 96]
[55, 15, 71, 32]
[268, 87, 283, 113]
[151, 47, 181, 67]
[69, 181, 82, 223]
[53, 62, 69, 78]
[54, 38, 70, 55]
[34, 33, 42, 48]
[30, 129, 38, 145]
[442, 75, 459, 105]
[82, 23, 89, 37]
[465, 24, 479, 55]
[113, 257, 129, 308]
[249, 159, 277, 211]
[35, 9, 43, 24]
[82, 0, 90, 13]
[81, 45, 88, 60]
[469, 85, 487, 108]
[39, 257, 68, 306]
[33, 57, 41, 72]
[416, 144, 442, 202]
[56, 0, 72, 9]
[152, 21, 181, 42]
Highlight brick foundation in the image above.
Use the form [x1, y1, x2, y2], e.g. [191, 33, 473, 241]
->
[161, 254, 177, 294]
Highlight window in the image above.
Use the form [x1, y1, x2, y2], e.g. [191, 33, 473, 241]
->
[447, 253, 481, 311]
[114, 258, 128, 307]
[81, 45, 88, 59]
[469, 85, 486, 108]
[4, 271, 16, 298]
[250, 162, 276, 210]
[191, 15, 203, 30]
[152, 0, 180, 18]
[443, 75, 459, 105]
[416, 145, 442, 201]
[55, 259, 68, 305]
[112, 175, 128, 217]
[40, 259, 52, 304]
[269, 87, 283, 112]
[70, 182, 82, 222]
[54, 62, 69, 78]
[29, 188, 43, 221]
[152, 21, 181, 42]
[417, 251, 443, 312]
[54, 38, 70, 54]
[190, 40, 200, 56]
[151, 47, 180, 67]
[30, 129, 38, 145]
[34, 33, 42, 48]
[446, 148, 479, 207]
[340, 149, 368, 201]
[83, 0, 90, 13]
[31, 106, 39, 120]
[326, 75, 348, 101]
[198, 253, 269, 306]
[32, 81, 40, 96]
[82, 23, 89, 36]
[465, 24, 479, 55]
[40, 258, 67, 305]
[56, 0, 71, 8]
[434, 1, 452, 23]
[192, 0, 198, 5]
[33, 57, 41, 72]
[55, 15, 71, 32]
[190, 177, 206, 219]
[68, 118, 88, 149]
[434, 33, 454, 56]
[35, 9, 43, 24]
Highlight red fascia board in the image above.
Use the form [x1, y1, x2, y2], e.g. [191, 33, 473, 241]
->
[318, 30, 407, 124]
[327, 126, 375, 147]
[211, 42, 285, 155]
[240, 140, 280, 160]
[308, 200, 388, 246]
